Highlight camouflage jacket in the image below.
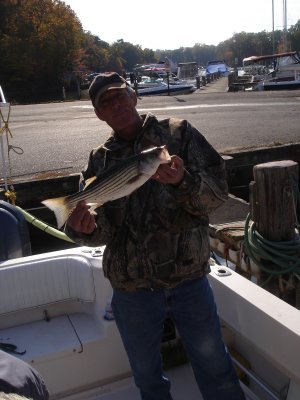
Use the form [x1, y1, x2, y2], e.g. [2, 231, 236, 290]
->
[65, 113, 228, 290]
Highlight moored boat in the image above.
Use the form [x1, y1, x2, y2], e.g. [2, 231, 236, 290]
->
[1, 197, 300, 399]
[206, 60, 230, 76]
[243, 52, 300, 91]
[136, 81, 197, 96]
[260, 79, 300, 91]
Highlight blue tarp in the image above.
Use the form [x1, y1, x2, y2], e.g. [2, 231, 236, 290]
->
[206, 61, 229, 75]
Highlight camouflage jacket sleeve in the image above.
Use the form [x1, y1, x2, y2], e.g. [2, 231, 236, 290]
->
[168, 119, 228, 215]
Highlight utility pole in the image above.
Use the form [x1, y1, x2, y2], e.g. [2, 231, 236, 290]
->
[272, 0, 275, 54]
[282, 0, 288, 52]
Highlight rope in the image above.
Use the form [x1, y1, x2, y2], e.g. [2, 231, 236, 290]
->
[243, 213, 300, 279]
[0, 105, 24, 204]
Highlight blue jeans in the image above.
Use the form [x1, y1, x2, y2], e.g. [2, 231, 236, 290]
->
[111, 276, 245, 400]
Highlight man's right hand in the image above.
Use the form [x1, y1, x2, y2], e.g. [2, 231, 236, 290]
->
[66, 200, 96, 234]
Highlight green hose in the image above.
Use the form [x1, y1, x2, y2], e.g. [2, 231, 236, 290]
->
[244, 213, 300, 277]
[16, 206, 74, 243]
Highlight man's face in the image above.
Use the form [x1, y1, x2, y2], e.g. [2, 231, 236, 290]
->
[95, 89, 138, 133]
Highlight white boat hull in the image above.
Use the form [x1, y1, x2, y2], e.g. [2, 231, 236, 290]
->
[1, 246, 300, 399]
[263, 79, 300, 90]
[137, 83, 197, 96]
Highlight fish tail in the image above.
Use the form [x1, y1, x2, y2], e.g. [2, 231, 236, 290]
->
[42, 197, 70, 229]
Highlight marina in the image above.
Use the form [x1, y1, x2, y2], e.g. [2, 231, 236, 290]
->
[1, 0, 300, 397]
[229, 52, 300, 92]
[1, 81, 300, 399]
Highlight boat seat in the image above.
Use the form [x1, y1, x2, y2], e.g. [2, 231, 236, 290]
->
[0, 254, 95, 315]
[0, 252, 131, 396]
[0, 254, 100, 366]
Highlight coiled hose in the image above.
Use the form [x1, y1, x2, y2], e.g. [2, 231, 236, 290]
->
[244, 213, 300, 278]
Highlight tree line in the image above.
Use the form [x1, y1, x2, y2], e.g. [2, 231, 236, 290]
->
[0, 0, 299, 103]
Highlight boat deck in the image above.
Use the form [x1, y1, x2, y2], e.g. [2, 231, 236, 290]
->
[61, 363, 258, 400]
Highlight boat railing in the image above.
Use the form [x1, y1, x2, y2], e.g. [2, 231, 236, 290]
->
[209, 263, 300, 398]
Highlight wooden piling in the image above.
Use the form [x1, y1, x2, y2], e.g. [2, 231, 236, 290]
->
[250, 160, 298, 241]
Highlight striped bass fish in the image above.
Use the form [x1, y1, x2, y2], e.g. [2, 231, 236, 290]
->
[42, 146, 171, 229]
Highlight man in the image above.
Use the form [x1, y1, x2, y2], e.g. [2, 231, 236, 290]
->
[0, 350, 49, 399]
[65, 72, 245, 400]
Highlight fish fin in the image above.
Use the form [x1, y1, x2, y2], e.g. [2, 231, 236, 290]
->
[161, 146, 171, 163]
[84, 176, 97, 189]
[86, 202, 101, 214]
[42, 197, 70, 229]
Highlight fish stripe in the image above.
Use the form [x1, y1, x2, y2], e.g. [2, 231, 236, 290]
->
[81, 162, 137, 196]
[68, 161, 139, 207]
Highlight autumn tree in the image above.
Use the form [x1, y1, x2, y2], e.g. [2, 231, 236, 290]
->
[289, 20, 300, 52]
[0, 0, 83, 102]
[78, 32, 110, 74]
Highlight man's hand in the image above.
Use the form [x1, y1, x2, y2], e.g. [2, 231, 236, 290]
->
[66, 200, 96, 234]
[152, 155, 185, 185]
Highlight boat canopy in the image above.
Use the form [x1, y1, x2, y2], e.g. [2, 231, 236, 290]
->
[243, 51, 300, 64]
[177, 62, 198, 79]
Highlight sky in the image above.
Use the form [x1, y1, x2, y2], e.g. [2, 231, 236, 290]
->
[63, 0, 300, 50]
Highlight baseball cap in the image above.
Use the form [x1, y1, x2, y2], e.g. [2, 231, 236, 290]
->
[89, 72, 128, 107]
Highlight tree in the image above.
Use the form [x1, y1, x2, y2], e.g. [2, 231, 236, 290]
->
[0, 0, 83, 102]
[1, 0, 299, 104]
[78, 32, 110, 74]
[289, 20, 300, 51]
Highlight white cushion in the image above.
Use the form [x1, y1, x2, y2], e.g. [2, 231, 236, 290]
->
[0, 255, 95, 315]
